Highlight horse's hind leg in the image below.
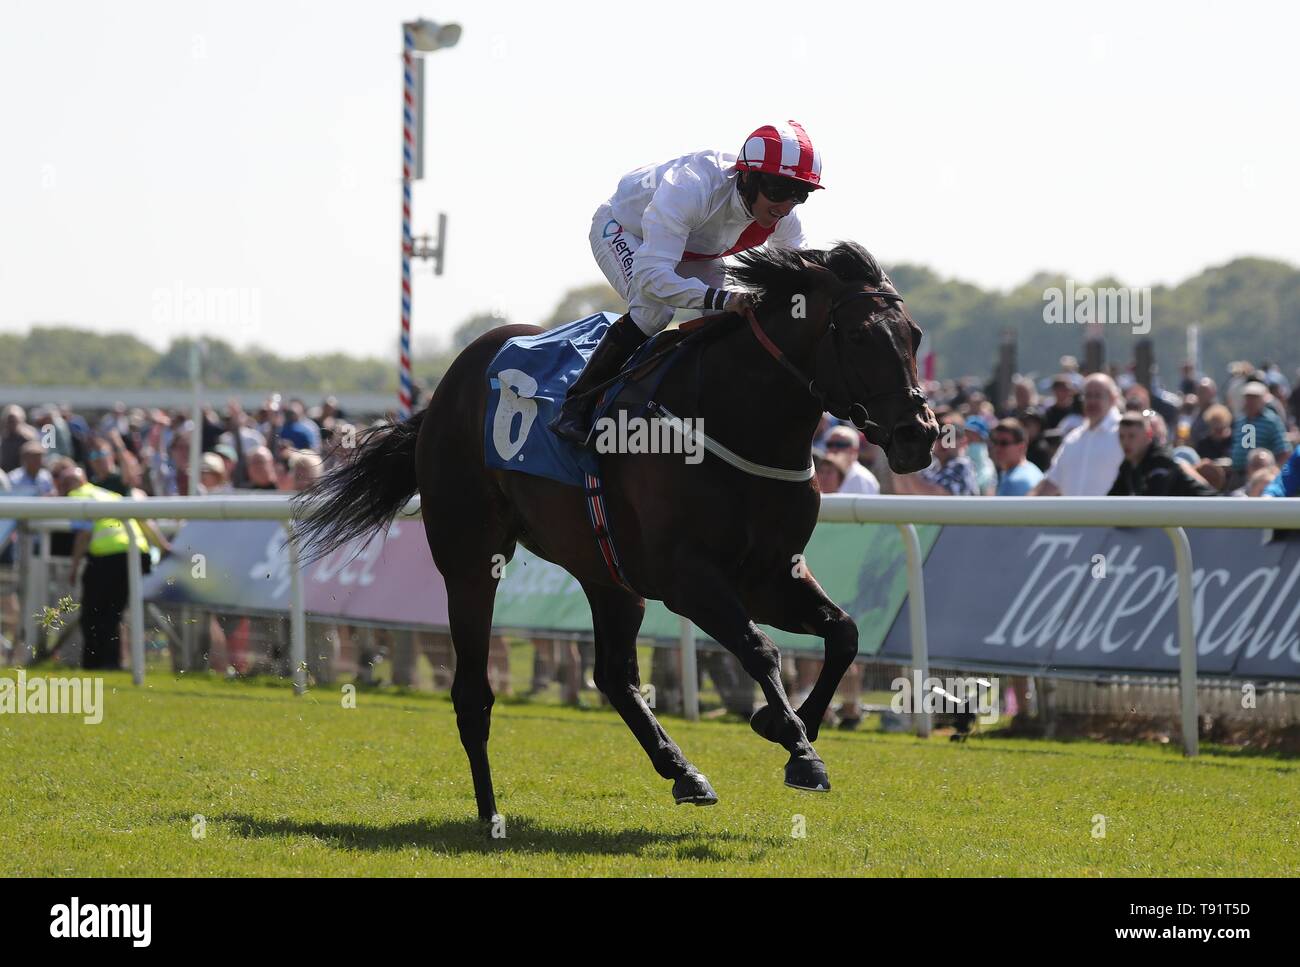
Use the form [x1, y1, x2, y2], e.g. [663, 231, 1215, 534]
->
[445, 571, 505, 822]
[425, 477, 516, 822]
[584, 584, 716, 806]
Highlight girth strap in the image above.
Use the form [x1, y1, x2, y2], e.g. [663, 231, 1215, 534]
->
[647, 401, 815, 482]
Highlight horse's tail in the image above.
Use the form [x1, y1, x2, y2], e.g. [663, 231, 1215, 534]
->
[291, 409, 425, 564]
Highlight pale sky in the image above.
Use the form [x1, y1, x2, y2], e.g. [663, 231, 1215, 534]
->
[3, 0, 1297, 362]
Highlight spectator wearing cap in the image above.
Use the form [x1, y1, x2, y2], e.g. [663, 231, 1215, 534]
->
[822, 426, 880, 495]
[1231, 382, 1290, 473]
[1188, 377, 1219, 446]
[1031, 374, 1124, 496]
[213, 443, 238, 480]
[813, 448, 845, 494]
[1109, 410, 1217, 497]
[990, 419, 1044, 496]
[893, 411, 979, 496]
[199, 452, 233, 494]
[9, 440, 55, 497]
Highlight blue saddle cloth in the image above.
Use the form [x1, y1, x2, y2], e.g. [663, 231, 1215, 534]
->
[483, 312, 679, 488]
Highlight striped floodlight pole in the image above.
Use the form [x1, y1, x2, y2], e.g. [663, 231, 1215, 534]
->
[397, 24, 415, 420]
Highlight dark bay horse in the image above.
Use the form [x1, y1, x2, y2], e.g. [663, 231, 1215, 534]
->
[294, 241, 938, 820]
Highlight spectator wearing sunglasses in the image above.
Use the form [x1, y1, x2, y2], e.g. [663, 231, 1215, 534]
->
[553, 121, 823, 445]
[822, 425, 880, 495]
[86, 435, 131, 496]
[990, 419, 1043, 496]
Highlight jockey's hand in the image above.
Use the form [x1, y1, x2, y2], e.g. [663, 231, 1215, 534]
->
[724, 290, 758, 314]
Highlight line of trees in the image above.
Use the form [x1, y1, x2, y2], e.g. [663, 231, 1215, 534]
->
[3, 256, 1296, 393]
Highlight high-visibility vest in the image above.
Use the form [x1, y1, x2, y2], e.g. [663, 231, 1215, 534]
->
[67, 483, 149, 556]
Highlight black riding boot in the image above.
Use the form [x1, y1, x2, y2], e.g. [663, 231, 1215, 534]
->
[549, 313, 648, 446]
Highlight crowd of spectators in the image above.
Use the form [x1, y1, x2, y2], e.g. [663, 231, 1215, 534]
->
[0, 395, 362, 503]
[813, 356, 1299, 502]
[0, 395, 377, 673]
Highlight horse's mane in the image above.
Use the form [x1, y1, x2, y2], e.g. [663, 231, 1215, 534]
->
[727, 240, 885, 296]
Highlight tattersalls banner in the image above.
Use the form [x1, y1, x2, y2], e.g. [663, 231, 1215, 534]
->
[879, 526, 1300, 680]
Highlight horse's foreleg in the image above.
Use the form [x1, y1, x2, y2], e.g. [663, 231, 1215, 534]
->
[754, 569, 858, 743]
[664, 561, 829, 792]
[583, 585, 715, 805]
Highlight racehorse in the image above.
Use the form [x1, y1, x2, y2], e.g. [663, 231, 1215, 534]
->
[293, 241, 938, 820]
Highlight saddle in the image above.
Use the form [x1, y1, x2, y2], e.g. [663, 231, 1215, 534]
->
[483, 311, 733, 594]
[483, 311, 731, 488]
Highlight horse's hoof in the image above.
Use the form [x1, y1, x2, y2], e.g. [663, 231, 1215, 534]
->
[673, 771, 719, 806]
[784, 756, 831, 792]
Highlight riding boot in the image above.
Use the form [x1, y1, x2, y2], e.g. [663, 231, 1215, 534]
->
[549, 313, 649, 446]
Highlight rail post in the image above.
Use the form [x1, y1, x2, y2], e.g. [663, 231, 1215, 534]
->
[679, 616, 699, 721]
[1164, 526, 1199, 757]
[896, 522, 931, 738]
[127, 545, 145, 685]
[285, 521, 307, 695]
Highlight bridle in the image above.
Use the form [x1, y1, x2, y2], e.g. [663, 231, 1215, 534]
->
[744, 288, 929, 447]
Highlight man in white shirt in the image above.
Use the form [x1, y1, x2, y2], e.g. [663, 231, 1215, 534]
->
[8, 441, 55, 497]
[823, 425, 880, 495]
[552, 121, 824, 445]
[1030, 374, 1123, 496]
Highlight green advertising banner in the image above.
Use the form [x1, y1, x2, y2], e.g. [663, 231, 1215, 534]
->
[492, 523, 941, 654]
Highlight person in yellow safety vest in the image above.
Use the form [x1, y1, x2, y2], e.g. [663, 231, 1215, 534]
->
[57, 466, 170, 670]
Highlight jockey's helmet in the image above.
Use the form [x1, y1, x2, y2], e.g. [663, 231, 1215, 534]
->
[735, 120, 824, 192]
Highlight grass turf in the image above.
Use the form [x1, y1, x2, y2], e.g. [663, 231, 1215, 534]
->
[3, 669, 1298, 876]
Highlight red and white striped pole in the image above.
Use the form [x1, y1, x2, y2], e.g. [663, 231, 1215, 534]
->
[397, 24, 416, 420]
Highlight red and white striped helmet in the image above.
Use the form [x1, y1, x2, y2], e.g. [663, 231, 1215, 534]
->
[735, 120, 824, 189]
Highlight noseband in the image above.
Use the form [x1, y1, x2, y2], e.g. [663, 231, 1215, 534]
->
[744, 288, 929, 447]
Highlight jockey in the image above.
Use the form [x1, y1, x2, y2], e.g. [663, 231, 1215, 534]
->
[550, 120, 824, 445]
